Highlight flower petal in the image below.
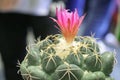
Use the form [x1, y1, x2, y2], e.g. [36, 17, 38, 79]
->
[51, 8, 85, 43]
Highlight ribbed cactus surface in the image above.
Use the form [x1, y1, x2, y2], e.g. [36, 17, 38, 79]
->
[20, 34, 115, 80]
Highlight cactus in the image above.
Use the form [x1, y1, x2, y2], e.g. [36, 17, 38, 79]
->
[19, 8, 115, 80]
[19, 34, 115, 80]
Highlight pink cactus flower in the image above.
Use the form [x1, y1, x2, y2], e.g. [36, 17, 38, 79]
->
[51, 8, 85, 44]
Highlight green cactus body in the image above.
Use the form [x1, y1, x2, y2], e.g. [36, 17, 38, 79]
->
[105, 77, 114, 80]
[81, 71, 105, 80]
[20, 34, 115, 80]
[101, 52, 115, 76]
[53, 63, 84, 80]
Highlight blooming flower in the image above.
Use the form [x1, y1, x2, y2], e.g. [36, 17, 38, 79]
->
[51, 8, 85, 44]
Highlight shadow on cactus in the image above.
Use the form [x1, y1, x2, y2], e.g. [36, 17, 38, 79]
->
[19, 8, 116, 80]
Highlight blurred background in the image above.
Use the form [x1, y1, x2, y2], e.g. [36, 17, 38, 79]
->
[0, 0, 120, 80]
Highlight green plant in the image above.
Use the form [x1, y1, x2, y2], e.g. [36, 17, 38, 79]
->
[19, 8, 115, 80]
[19, 34, 115, 80]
